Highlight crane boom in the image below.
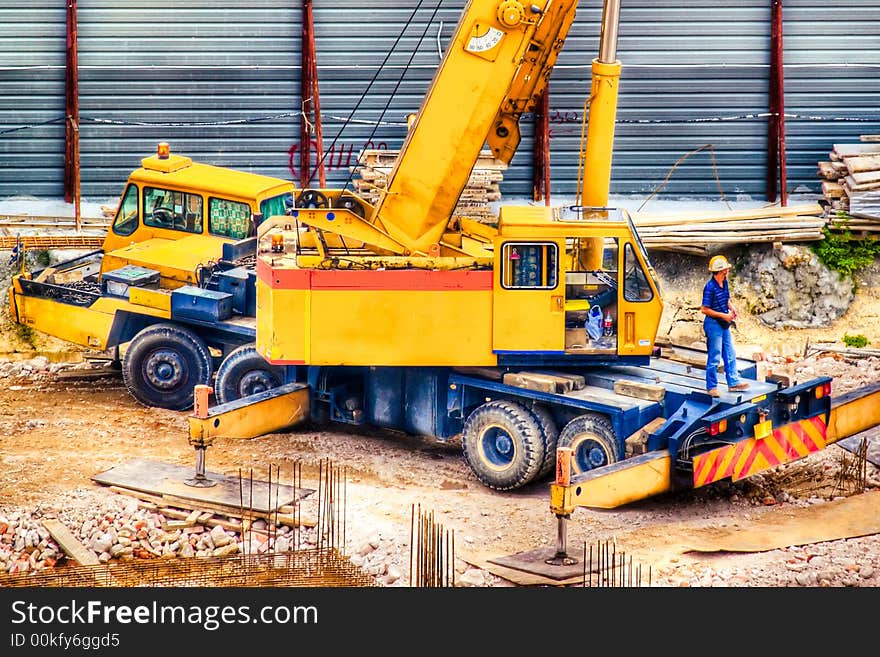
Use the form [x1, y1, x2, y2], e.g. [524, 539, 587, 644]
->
[368, 0, 579, 256]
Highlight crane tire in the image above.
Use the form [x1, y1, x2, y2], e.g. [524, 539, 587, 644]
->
[122, 323, 212, 411]
[461, 400, 545, 491]
[557, 413, 619, 475]
[215, 343, 284, 404]
[530, 404, 559, 479]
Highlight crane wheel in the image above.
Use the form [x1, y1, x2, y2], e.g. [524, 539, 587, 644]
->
[530, 404, 559, 479]
[214, 343, 284, 404]
[122, 323, 212, 411]
[557, 413, 618, 474]
[296, 189, 329, 209]
[461, 400, 545, 491]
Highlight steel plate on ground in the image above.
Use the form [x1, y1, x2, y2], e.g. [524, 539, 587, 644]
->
[92, 457, 312, 513]
[489, 547, 594, 581]
[836, 429, 880, 467]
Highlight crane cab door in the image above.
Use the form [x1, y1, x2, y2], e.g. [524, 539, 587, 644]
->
[491, 240, 565, 354]
[616, 239, 663, 356]
[562, 237, 619, 355]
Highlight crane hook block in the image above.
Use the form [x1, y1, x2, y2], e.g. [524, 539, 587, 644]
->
[497, 1, 525, 28]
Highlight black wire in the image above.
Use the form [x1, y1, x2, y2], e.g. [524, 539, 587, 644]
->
[304, 0, 433, 189]
[0, 116, 66, 136]
[338, 0, 445, 194]
[4, 109, 878, 140]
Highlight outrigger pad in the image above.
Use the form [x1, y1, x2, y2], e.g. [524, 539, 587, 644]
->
[836, 431, 880, 468]
[488, 547, 588, 581]
[92, 457, 313, 514]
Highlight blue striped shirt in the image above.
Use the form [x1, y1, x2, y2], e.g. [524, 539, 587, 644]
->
[702, 276, 729, 315]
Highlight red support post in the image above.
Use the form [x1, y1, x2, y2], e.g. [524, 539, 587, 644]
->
[532, 89, 551, 205]
[300, 0, 325, 188]
[65, 0, 81, 230]
[299, 1, 313, 189]
[767, 0, 787, 206]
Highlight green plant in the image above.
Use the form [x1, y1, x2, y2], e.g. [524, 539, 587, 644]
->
[14, 322, 37, 349]
[812, 221, 880, 279]
[842, 333, 868, 348]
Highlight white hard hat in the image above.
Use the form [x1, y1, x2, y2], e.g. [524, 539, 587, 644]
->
[708, 255, 731, 272]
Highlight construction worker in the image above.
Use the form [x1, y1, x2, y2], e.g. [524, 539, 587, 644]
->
[701, 254, 750, 397]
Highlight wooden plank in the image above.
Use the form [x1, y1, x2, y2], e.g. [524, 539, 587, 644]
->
[613, 379, 666, 402]
[632, 203, 823, 227]
[502, 372, 557, 393]
[532, 370, 586, 390]
[581, 369, 694, 398]
[160, 493, 315, 528]
[54, 366, 121, 380]
[834, 143, 880, 157]
[519, 371, 580, 393]
[850, 169, 880, 185]
[817, 161, 840, 180]
[822, 181, 845, 199]
[845, 175, 880, 191]
[452, 366, 504, 381]
[111, 485, 316, 528]
[610, 365, 708, 392]
[561, 384, 655, 411]
[42, 518, 100, 566]
[844, 154, 880, 175]
[159, 508, 243, 533]
[625, 416, 667, 457]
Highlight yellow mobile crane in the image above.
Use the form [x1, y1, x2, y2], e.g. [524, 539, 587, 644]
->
[13, 1, 873, 501]
[186, 0, 849, 500]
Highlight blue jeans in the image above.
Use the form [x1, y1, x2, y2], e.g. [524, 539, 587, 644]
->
[704, 318, 741, 390]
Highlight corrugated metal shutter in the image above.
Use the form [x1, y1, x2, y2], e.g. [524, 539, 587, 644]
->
[0, 2, 67, 197]
[1, 1, 879, 201]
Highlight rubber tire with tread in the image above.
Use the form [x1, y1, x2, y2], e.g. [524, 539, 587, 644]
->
[461, 400, 545, 491]
[557, 413, 618, 475]
[122, 323, 212, 411]
[530, 404, 559, 478]
[214, 343, 285, 404]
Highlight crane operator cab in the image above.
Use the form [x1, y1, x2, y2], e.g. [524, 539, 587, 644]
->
[492, 205, 663, 362]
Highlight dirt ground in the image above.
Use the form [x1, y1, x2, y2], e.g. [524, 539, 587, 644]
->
[0, 250, 879, 587]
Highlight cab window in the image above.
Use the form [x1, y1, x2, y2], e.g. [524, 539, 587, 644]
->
[143, 187, 203, 234]
[209, 197, 254, 239]
[623, 243, 653, 302]
[501, 242, 558, 289]
[259, 192, 294, 221]
[111, 184, 139, 237]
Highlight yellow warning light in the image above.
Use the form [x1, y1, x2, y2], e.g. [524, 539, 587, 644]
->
[157, 142, 170, 159]
[271, 232, 284, 253]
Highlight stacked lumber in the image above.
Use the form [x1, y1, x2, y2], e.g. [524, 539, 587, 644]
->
[817, 136, 880, 232]
[630, 203, 827, 256]
[351, 149, 507, 222]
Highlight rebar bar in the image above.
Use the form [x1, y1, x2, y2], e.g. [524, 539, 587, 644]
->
[0, 551, 377, 588]
[580, 539, 651, 588]
[409, 504, 455, 587]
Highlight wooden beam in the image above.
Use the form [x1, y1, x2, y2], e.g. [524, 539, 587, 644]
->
[42, 518, 99, 566]
[632, 203, 823, 227]
[613, 380, 666, 402]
